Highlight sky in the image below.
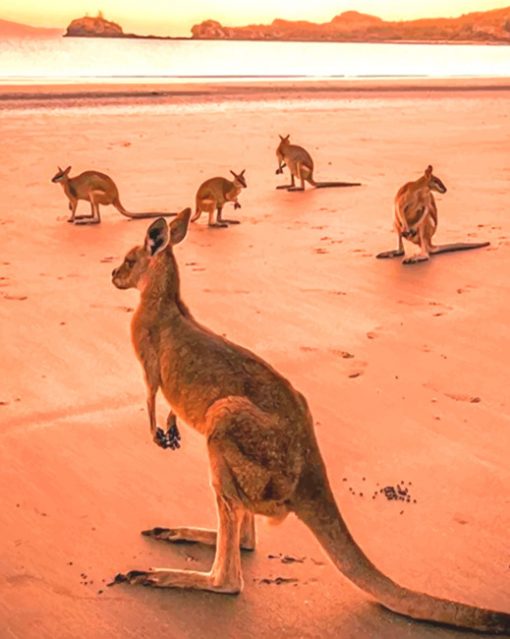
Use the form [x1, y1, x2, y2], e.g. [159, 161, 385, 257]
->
[3, 1, 510, 36]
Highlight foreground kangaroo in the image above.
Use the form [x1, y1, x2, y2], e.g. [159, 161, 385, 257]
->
[276, 135, 361, 191]
[109, 210, 509, 634]
[51, 166, 178, 224]
[192, 170, 246, 228]
[376, 165, 489, 264]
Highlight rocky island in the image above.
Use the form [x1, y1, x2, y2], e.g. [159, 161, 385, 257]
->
[64, 13, 184, 40]
[64, 7, 510, 44]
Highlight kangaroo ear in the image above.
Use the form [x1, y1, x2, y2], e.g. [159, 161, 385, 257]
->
[145, 218, 170, 256]
[240, 169, 245, 176]
[169, 207, 192, 246]
[425, 165, 433, 177]
[64, 166, 72, 174]
[279, 134, 284, 140]
[230, 170, 236, 178]
[58, 165, 63, 172]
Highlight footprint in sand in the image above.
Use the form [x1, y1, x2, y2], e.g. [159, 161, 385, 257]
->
[329, 349, 354, 359]
[444, 393, 481, 403]
[348, 361, 368, 379]
[100, 257, 117, 263]
[300, 346, 319, 353]
[3, 294, 27, 301]
[257, 577, 299, 586]
[314, 248, 328, 255]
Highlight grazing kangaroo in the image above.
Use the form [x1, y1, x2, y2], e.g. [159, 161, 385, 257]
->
[192, 170, 246, 228]
[376, 165, 489, 264]
[51, 166, 178, 225]
[109, 210, 510, 634]
[276, 135, 361, 191]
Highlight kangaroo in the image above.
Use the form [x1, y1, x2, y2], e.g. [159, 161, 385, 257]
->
[377, 165, 489, 264]
[109, 210, 510, 634]
[192, 170, 246, 228]
[276, 135, 361, 191]
[51, 166, 179, 225]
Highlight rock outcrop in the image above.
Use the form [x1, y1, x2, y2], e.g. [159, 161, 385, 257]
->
[65, 15, 123, 38]
[191, 8, 510, 43]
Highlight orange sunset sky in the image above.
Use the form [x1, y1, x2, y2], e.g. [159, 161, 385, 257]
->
[3, 1, 510, 36]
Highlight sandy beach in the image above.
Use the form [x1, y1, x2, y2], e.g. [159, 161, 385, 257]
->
[1, 80, 509, 639]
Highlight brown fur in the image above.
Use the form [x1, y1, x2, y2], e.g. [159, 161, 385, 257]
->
[192, 170, 246, 228]
[109, 211, 509, 632]
[51, 166, 178, 224]
[275, 134, 360, 191]
[377, 165, 489, 263]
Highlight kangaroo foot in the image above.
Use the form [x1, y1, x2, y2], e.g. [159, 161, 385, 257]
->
[287, 186, 305, 192]
[276, 185, 294, 190]
[74, 219, 100, 225]
[208, 222, 229, 229]
[109, 569, 241, 594]
[141, 526, 255, 550]
[221, 219, 240, 225]
[376, 249, 405, 259]
[403, 254, 430, 265]
[142, 526, 215, 546]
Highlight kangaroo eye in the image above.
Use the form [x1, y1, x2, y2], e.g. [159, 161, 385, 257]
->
[125, 259, 136, 268]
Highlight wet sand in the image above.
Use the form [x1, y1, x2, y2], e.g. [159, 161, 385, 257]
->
[1, 80, 509, 639]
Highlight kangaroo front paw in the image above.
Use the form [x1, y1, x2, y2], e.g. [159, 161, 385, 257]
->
[234, 202, 241, 210]
[154, 426, 181, 450]
[402, 228, 417, 239]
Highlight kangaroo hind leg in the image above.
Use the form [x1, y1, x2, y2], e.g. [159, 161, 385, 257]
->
[276, 172, 296, 190]
[142, 511, 255, 551]
[287, 163, 306, 191]
[376, 233, 405, 259]
[111, 425, 248, 593]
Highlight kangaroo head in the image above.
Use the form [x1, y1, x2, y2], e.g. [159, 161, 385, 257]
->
[424, 165, 447, 194]
[112, 208, 192, 291]
[230, 169, 247, 188]
[277, 134, 290, 153]
[51, 166, 71, 183]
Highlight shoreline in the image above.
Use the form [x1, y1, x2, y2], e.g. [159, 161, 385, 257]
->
[62, 34, 510, 46]
[2, 76, 510, 108]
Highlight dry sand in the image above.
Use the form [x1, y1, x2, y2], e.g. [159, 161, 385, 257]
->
[1, 81, 509, 639]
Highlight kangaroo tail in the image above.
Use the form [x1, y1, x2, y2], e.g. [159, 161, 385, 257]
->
[114, 198, 178, 219]
[313, 181, 361, 188]
[294, 484, 509, 633]
[432, 241, 490, 255]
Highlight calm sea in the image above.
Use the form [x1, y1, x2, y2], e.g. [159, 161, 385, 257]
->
[1, 37, 510, 84]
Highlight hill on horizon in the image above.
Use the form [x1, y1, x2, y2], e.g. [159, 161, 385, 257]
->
[0, 18, 62, 37]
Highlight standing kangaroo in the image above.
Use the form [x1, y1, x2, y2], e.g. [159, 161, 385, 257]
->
[110, 210, 510, 634]
[192, 170, 246, 228]
[376, 165, 489, 264]
[276, 134, 361, 191]
[51, 166, 178, 224]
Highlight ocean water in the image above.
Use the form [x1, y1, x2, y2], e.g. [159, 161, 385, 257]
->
[1, 36, 510, 84]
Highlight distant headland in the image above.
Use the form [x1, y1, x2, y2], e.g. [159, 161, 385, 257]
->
[64, 13, 186, 40]
[63, 8, 510, 44]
